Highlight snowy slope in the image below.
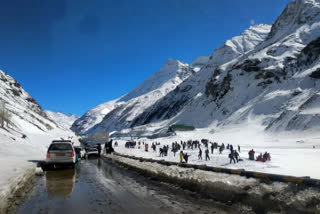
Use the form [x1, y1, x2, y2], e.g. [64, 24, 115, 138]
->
[210, 24, 271, 66]
[131, 24, 272, 129]
[198, 0, 320, 132]
[119, 59, 192, 102]
[190, 56, 210, 72]
[71, 99, 119, 134]
[72, 59, 194, 133]
[45, 110, 79, 130]
[0, 70, 58, 133]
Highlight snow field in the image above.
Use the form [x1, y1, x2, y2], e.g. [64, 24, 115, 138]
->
[112, 125, 320, 179]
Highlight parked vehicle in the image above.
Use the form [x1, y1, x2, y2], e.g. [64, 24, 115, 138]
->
[86, 147, 99, 158]
[45, 140, 76, 169]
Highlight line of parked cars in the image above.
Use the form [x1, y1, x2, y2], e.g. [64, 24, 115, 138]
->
[43, 140, 100, 170]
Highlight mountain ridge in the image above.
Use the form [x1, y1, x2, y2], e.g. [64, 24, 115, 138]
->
[71, 58, 195, 133]
[74, 0, 320, 135]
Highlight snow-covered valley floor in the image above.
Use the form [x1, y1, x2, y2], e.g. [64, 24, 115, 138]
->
[113, 125, 320, 179]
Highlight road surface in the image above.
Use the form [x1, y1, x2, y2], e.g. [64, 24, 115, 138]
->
[16, 158, 240, 214]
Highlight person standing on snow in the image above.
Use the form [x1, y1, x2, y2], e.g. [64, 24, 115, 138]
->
[172, 147, 177, 157]
[183, 153, 191, 163]
[205, 148, 210, 161]
[211, 143, 214, 154]
[229, 150, 236, 164]
[219, 146, 223, 154]
[238, 145, 241, 152]
[234, 150, 240, 162]
[180, 151, 184, 163]
[198, 148, 202, 160]
[248, 149, 255, 160]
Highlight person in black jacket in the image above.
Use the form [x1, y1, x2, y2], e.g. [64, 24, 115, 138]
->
[211, 143, 214, 154]
[198, 148, 202, 160]
[184, 153, 191, 163]
[219, 146, 223, 154]
[248, 149, 255, 160]
[229, 150, 236, 164]
[234, 150, 239, 162]
[230, 144, 234, 152]
[205, 149, 210, 161]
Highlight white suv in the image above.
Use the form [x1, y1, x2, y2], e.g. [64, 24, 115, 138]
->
[46, 140, 76, 168]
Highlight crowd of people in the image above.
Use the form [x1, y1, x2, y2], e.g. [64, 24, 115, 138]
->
[124, 139, 271, 165]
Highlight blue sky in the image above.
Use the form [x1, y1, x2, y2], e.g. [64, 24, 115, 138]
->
[0, 0, 291, 116]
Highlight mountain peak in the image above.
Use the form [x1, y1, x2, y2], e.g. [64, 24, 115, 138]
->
[118, 59, 190, 103]
[267, 0, 320, 40]
[162, 59, 188, 72]
[190, 56, 209, 72]
[166, 58, 181, 64]
[209, 24, 271, 66]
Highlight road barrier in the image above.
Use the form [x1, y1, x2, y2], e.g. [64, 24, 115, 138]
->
[112, 152, 320, 187]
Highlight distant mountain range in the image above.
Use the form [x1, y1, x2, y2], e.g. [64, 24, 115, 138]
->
[72, 0, 320, 135]
[44, 111, 79, 130]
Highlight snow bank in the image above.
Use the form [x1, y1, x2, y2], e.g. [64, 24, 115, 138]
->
[103, 154, 320, 213]
[0, 127, 79, 212]
[0, 166, 35, 213]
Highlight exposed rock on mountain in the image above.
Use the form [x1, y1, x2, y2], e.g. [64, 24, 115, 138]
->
[131, 24, 272, 128]
[0, 71, 58, 134]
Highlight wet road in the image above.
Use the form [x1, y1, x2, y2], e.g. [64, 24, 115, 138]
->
[17, 158, 238, 214]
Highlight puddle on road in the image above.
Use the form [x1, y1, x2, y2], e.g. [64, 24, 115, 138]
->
[45, 169, 76, 198]
[18, 165, 94, 214]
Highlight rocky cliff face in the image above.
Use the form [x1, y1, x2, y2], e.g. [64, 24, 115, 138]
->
[0, 71, 58, 133]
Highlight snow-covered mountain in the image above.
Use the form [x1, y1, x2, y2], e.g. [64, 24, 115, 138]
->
[70, 99, 119, 134]
[131, 24, 272, 128]
[45, 111, 79, 130]
[75, 0, 320, 135]
[0, 70, 58, 134]
[71, 59, 195, 133]
[133, 0, 320, 133]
